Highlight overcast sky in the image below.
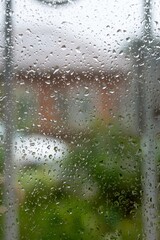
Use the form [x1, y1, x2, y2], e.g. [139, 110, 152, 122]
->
[0, 0, 160, 70]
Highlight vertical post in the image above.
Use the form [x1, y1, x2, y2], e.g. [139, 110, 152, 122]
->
[4, 0, 18, 240]
[142, 0, 158, 239]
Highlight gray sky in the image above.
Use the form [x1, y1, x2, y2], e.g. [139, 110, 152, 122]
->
[0, 0, 160, 71]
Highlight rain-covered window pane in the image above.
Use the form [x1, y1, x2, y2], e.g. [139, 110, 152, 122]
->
[0, 0, 159, 240]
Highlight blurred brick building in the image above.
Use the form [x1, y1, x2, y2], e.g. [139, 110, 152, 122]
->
[13, 68, 126, 139]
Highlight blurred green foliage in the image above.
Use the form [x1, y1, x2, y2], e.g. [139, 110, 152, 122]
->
[63, 121, 142, 216]
[19, 197, 108, 240]
[0, 121, 144, 239]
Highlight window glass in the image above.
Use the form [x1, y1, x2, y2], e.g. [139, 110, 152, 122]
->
[0, 0, 159, 240]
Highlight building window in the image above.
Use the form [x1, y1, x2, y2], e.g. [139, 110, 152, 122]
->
[15, 87, 38, 130]
[68, 86, 97, 129]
